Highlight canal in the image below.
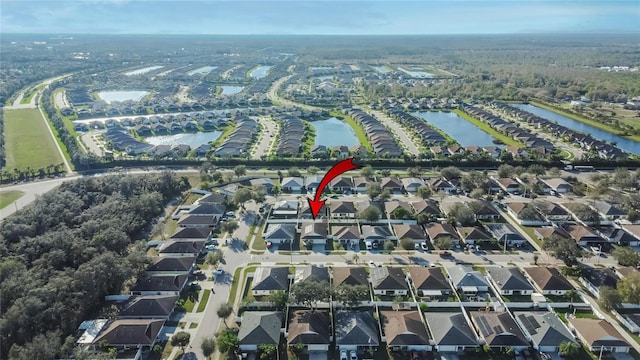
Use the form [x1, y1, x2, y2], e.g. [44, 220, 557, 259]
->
[413, 111, 497, 147]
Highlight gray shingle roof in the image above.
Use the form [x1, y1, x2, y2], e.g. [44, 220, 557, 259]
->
[238, 312, 282, 346]
[335, 311, 379, 346]
[486, 267, 534, 292]
[424, 312, 477, 346]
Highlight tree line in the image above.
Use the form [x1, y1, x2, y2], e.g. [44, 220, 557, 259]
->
[0, 172, 188, 359]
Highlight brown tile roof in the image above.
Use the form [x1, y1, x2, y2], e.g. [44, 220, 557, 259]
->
[332, 267, 369, 287]
[457, 226, 491, 241]
[408, 267, 450, 291]
[523, 267, 573, 291]
[287, 310, 331, 345]
[425, 223, 459, 240]
[568, 318, 629, 348]
[534, 227, 570, 240]
[332, 225, 361, 240]
[393, 224, 426, 240]
[380, 311, 430, 346]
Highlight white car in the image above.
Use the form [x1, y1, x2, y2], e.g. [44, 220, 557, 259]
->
[350, 350, 357, 360]
[420, 242, 428, 251]
[340, 350, 348, 360]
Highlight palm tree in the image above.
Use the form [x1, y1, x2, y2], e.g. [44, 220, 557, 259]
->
[566, 289, 579, 304]
[559, 341, 580, 358]
[351, 253, 359, 264]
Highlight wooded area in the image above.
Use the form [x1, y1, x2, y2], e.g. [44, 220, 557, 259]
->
[0, 173, 188, 359]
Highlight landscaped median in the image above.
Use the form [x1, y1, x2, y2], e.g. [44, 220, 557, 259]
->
[329, 110, 373, 152]
[454, 109, 523, 147]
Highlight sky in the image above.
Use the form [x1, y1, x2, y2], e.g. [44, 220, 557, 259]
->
[1, 0, 639, 35]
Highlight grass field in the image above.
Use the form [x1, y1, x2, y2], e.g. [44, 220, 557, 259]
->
[454, 109, 523, 147]
[196, 289, 211, 312]
[0, 191, 24, 209]
[3, 109, 65, 171]
[211, 123, 236, 148]
[329, 110, 373, 152]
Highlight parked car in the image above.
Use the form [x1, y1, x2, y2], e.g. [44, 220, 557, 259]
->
[420, 242, 428, 251]
[350, 350, 357, 360]
[216, 266, 223, 276]
[439, 251, 452, 257]
[340, 350, 348, 360]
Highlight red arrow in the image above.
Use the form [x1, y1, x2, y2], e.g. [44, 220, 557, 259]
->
[307, 158, 363, 219]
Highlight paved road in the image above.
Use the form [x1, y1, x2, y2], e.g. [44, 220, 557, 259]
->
[364, 106, 422, 156]
[251, 117, 278, 159]
[54, 89, 70, 109]
[0, 175, 81, 221]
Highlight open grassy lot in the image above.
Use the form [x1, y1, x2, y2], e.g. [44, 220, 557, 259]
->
[0, 190, 24, 209]
[454, 109, 523, 147]
[3, 109, 65, 171]
[329, 110, 373, 152]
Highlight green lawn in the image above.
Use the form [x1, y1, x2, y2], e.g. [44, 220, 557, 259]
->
[3, 109, 65, 171]
[196, 289, 211, 312]
[531, 100, 640, 142]
[329, 110, 373, 152]
[0, 190, 24, 209]
[20, 89, 36, 104]
[211, 123, 236, 148]
[454, 109, 523, 147]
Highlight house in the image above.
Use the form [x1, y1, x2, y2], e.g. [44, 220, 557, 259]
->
[169, 227, 211, 240]
[198, 192, 227, 205]
[513, 312, 576, 353]
[380, 177, 403, 193]
[361, 225, 393, 246]
[523, 267, 574, 295]
[408, 267, 452, 298]
[300, 222, 328, 246]
[593, 201, 627, 222]
[238, 312, 282, 352]
[177, 214, 218, 228]
[117, 295, 179, 320]
[329, 201, 357, 219]
[542, 178, 573, 193]
[401, 177, 425, 193]
[251, 267, 290, 296]
[157, 240, 205, 257]
[281, 177, 304, 193]
[411, 199, 441, 218]
[380, 311, 431, 351]
[424, 312, 478, 353]
[470, 200, 501, 221]
[384, 200, 414, 219]
[486, 267, 534, 296]
[334, 311, 379, 351]
[249, 178, 276, 193]
[332, 225, 361, 248]
[264, 224, 296, 246]
[332, 267, 369, 287]
[534, 227, 571, 242]
[393, 224, 426, 245]
[562, 224, 605, 246]
[495, 178, 521, 193]
[370, 266, 409, 296]
[470, 311, 529, 350]
[622, 225, 640, 246]
[484, 223, 527, 246]
[352, 177, 369, 193]
[603, 228, 640, 246]
[271, 200, 299, 219]
[535, 201, 572, 222]
[425, 223, 459, 242]
[457, 226, 492, 245]
[330, 176, 354, 193]
[304, 175, 323, 193]
[188, 203, 225, 218]
[568, 318, 630, 353]
[131, 274, 188, 296]
[287, 310, 331, 355]
[219, 183, 239, 197]
[506, 202, 547, 226]
[91, 319, 165, 351]
[294, 265, 330, 285]
[446, 265, 489, 296]
[429, 178, 456, 193]
[580, 267, 618, 299]
[145, 256, 196, 274]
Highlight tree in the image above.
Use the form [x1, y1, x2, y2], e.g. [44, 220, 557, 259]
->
[252, 184, 267, 203]
[565, 289, 579, 303]
[233, 165, 247, 178]
[287, 167, 301, 177]
[217, 303, 234, 327]
[434, 237, 453, 250]
[448, 203, 476, 226]
[559, 341, 580, 358]
[379, 189, 392, 201]
[391, 207, 413, 220]
[360, 205, 381, 221]
[416, 185, 432, 199]
[612, 247, 640, 267]
[221, 221, 239, 235]
[268, 290, 289, 311]
[201, 337, 216, 359]
[366, 182, 382, 199]
[216, 328, 239, 354]
[233, 188, 253, 208]
[569, 203, 600, 224]
[290, 280, 331, 309]
[527, 164, 547, 176]
[171, 331, 191, 353]
[407, 166, 422, 177]
[380, 169, 391, 177]
[533, 254, 539, 265]
[542, 235, 583, 266]
[497, 164, 515, 178]
[618, 272, 640, 304]
[598, 286, 622, 310]
[383, 240, 395, 251]
[206, 249, 223, 265]
[360, 165, 374, 179]
[440, 166, 461, 180]
[258, 344, 277, 360]
[469, 188, 485, 199]
[334, 284, 369, 308]
[548, 167, 562, 177]
[351, 253, 359, 264]
[400, 238, 415, 250]
[307, 166, 320, 175]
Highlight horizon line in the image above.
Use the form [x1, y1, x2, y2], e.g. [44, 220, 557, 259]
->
[3, 32, 637, 36]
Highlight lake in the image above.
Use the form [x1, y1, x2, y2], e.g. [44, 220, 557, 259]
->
[373, 66, 390, 74]
[145, 131, 222, 148]
[123, 66, 163, 76]
[312, 117, 359, 147]
[316, 76, 334, 81]
[97, 90, 149, 104]
[219, 86, 244, 95]
[513, 104, 640, 155]
[413, 111, 497, 147]
[311, 66, 333, 71]
[249, 65, 272, 79]
[187, 66, 218, 76]
[398, 67, 434, 78]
